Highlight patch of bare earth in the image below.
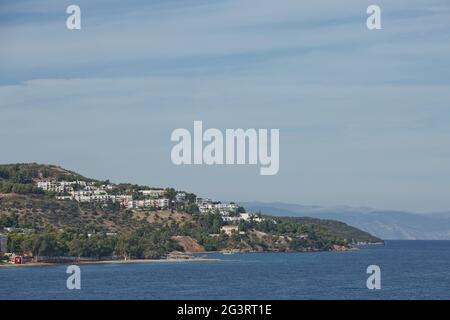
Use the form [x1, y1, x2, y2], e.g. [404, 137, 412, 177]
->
[133, 210, 193, 224]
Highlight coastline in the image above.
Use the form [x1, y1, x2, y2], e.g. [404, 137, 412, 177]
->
[0, 257, 221, 267]
[1, 241, 447, 300]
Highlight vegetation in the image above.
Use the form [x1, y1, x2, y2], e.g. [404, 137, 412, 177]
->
[275, 216, 383, 244]
[0, 163, 90, 195]
[6, 230, 181, 260]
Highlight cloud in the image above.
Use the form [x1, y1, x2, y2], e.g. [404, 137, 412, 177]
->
[1, 0, 449, 84]
[0, 0, 450, 211]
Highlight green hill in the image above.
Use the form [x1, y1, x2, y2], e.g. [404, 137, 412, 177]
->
[0, 163, 94, 195]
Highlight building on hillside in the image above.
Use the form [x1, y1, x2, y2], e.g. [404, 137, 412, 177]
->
[222, 216, 241, 222]
[240, 213, 264, 222]
[175, 192, 186, 202]
[252, 216, 264, 223]
[3, 227, 34, 234]
[221, 225, 239, 236]
[127, 197, 170, 210]
[37, 180, 54, 191]
[158, 198, 169, 208]
[37, 180, 89, 193]
[128, 200, 137, 209]
[139, 189, 166, 198]
[196, 198, 212, 205]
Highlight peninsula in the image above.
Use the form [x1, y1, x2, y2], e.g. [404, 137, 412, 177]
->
[0, 163, 382, 265]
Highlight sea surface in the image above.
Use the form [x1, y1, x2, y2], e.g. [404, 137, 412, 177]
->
[1, 240, 449, 300]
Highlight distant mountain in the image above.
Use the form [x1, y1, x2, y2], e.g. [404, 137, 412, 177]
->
[240, 202, 450, 240]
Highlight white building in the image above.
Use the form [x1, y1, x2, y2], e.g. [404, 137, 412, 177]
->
[139, 189, 166, 198]
[222, 216, 241, 222]
[196, 198, 213, 205]
[36, 180, 247, 217]
[37, 180, 89, 193]
[127, 197, 169, 209]
[128, 200, 137, 209]
[157, 198, 169, 208]
[221, 225, 239, 235]
[240, 213, 264, 222]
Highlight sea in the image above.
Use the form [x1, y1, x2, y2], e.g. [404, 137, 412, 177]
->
[0, 240, 449, 300]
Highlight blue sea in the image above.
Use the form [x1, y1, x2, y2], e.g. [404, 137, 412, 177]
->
[1, 240, 449, 300]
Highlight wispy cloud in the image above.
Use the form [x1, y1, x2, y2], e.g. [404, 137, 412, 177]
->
[1, 0, 449, 83]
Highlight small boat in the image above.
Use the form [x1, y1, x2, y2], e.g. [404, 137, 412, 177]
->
[222, 251, 234, 255]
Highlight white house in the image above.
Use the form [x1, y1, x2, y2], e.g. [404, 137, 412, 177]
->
[239, 213, 264, 222]
[139, 189, 166, 198]
[4, 227, 34, 233]
[158, 198, 169, 208]
[128, 200, 137, 209]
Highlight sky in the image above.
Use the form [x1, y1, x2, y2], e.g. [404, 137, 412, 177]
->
[1, 0, 450, 212]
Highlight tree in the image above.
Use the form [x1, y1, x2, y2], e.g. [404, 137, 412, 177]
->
[114, 232, 141, 260]
[185, 193, 197, 204]
[68, 238, 85, 258]
[36, 234, 59, 257]
[165, 188, 177, 211]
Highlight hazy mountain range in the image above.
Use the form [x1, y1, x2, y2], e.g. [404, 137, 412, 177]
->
[240, 202, 450, 240]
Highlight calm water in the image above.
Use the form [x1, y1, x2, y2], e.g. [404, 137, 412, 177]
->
[1, 240, 449, 300]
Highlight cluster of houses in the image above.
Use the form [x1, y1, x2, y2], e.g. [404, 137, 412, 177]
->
[195, 198, 263, 222]
[38, 180, 189, 211]
[35, 180, 264, 223]
[195, 197, 238, 215]
[37, 180, 170, 209]
[38, 180, 131, 206]
[0, 181, 267, 264]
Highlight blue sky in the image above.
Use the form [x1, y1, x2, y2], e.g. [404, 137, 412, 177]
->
[1, 0, 450, 212]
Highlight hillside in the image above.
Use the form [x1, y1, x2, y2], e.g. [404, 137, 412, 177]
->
[0, 163, 92, 183]
[0, 164, 382, 261]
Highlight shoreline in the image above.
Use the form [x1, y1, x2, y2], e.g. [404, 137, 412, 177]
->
[0, 243, 385, 267]
[0, 257, 221, 267]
